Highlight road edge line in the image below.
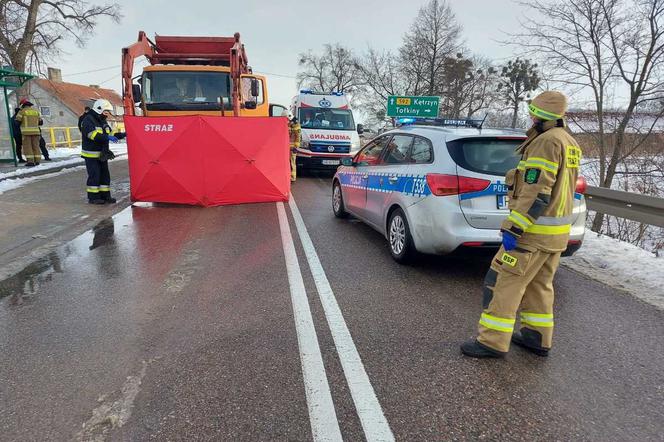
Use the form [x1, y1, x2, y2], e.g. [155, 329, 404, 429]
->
[288, 197, 395, 442]
[276, 202, 343, 441]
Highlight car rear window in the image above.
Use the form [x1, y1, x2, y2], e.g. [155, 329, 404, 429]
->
[446, 138, 523, 176]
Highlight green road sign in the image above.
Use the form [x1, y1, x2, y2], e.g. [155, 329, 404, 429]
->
[386, 95, 440, 117]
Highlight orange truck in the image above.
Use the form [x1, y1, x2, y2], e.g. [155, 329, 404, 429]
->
[121, 31, 286, 118]
[120, 32, 290, 207]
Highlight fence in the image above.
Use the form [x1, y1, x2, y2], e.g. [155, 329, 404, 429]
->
[43, 127, 80, 148]
[41, 122, 125, 149]
[585, 186, 664, 228]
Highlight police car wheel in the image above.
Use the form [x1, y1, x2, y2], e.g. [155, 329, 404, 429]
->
[332, 181, 348, 218]
[388, 208, 415, 264]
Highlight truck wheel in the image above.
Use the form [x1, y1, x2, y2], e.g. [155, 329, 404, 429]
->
[332, 181, 348, 218]
[388, 208, 415, 264]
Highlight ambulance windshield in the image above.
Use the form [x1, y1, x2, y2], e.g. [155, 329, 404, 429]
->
[143, 71, 231, 111]
[299, 108, 355, 130]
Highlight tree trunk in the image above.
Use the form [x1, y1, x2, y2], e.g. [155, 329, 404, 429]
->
[511, 102, 519, 128]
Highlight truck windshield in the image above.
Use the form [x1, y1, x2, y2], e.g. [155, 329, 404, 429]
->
[143, 71, 231, 111]
[299, 108, 355, 130]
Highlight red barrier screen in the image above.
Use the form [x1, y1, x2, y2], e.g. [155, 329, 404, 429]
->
[124, 116, 290, 206]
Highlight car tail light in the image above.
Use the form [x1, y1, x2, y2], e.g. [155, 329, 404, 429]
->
[575, 176, 587, 194]
[426, 174, 491, 196]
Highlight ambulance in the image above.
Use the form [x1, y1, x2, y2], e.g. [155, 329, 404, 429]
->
[291, 90, 363, 170]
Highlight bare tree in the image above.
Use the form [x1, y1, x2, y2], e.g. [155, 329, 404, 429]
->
[400, 0, 462, 96]
[438, 53, 498, 118]
[513, 0, 664, 232]
[356, 47, 411, 125]
[497, 58, 541, 128]
[0, 0, 121, 75]
[297, 44, 363, 95]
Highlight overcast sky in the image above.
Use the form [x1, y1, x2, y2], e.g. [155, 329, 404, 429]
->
[55, 0, 522, 116]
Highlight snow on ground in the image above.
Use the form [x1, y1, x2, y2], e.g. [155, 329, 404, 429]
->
[0, 165, 86, 195]
[2, 144, 663, 310]
[563, 232, 664, 310]
[0, 143, 127, 180]
[0, 143, 127, 195]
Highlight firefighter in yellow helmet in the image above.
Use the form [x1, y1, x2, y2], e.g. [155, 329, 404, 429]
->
[287, 110, 301, 182]
[461, 91, 582, 358]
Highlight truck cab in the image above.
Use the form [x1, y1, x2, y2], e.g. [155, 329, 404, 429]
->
[291, 90, 363, 170]
[136, 65, 268, 117]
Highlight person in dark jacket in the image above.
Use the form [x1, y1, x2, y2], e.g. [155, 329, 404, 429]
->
[11, 108, 25, 162]
[38, 123, 51, 161]
[78, 106, 90, 132]
[80, 99, 126, 204]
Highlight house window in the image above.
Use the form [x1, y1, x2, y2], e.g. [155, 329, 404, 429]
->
[40, 106, 51, 117]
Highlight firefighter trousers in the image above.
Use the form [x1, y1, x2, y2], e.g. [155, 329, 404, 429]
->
[290, 150, 297, 182]
[477, 245, 561, 353]
[85, 158, 111, 201]
[22, 135, 41, 163]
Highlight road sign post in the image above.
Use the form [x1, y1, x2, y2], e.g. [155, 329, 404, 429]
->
[386, 95, 440, 118]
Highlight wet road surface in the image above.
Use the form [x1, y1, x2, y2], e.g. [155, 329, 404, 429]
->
[1, 175, 663, 441]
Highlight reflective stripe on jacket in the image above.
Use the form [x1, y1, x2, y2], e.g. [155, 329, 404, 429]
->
[16, 107, 41, 135]
[501, 120, 582, 252]
[80, 112, 112, 159]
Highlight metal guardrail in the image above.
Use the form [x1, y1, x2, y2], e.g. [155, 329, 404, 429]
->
[585, 186, 664, 228]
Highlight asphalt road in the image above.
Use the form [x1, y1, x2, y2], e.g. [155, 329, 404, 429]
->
[1, 173, 662, 441]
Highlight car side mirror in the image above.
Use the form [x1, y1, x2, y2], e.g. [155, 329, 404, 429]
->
[250, 79, 260, 97]
[357, 123, 364, 134]
[244, 100, 257, 110]
[341, 157, 353, 167]
[132, 84, 142, 103]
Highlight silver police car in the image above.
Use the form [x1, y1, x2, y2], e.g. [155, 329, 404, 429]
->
[332, 119, 587, 263]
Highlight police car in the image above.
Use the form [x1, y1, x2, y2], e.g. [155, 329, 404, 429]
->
[332, 118, 587, 263]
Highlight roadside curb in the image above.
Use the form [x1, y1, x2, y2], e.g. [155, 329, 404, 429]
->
[0, 154, 127, 183]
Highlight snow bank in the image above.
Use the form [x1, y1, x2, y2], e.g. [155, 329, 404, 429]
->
[563, 232, 664, 310]
[0, 166, 86, 195]
[0, 143, 127, 180]
[0, 142, 127, 195]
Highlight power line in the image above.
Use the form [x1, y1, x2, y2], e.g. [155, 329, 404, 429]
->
[254, 70, 297, 79]
[62, 65, 120, 77]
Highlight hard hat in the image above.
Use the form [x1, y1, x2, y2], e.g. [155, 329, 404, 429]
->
[92, 99, 114, 115]
[19, 98, 33, 106]
[286, 110, 294, 120]
[528, 91, 568, 121]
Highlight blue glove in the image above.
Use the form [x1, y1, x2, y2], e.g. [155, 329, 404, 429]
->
[502, 231, 517, 251]
[108, 135, 119, 143]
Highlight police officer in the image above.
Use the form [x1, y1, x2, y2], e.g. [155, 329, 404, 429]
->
[461, 91, 582, 358]
[287, 111, 301, 182]
[15, 99, 41, 166]
[80, 99, 126, 204]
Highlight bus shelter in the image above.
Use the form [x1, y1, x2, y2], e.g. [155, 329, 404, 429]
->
[0, 68, 35, 166]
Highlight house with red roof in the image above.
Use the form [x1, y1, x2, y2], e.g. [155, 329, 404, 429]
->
[14, 68, 123, 129]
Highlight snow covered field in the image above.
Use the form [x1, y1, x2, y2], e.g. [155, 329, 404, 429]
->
[562, 233, 664, 310]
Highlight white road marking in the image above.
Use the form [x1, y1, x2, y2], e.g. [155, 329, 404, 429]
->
[288, 197, 395, 442]
[276, 202, 343, 442]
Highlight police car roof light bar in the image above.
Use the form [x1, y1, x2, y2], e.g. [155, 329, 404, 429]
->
[396, 116, 487, 129]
